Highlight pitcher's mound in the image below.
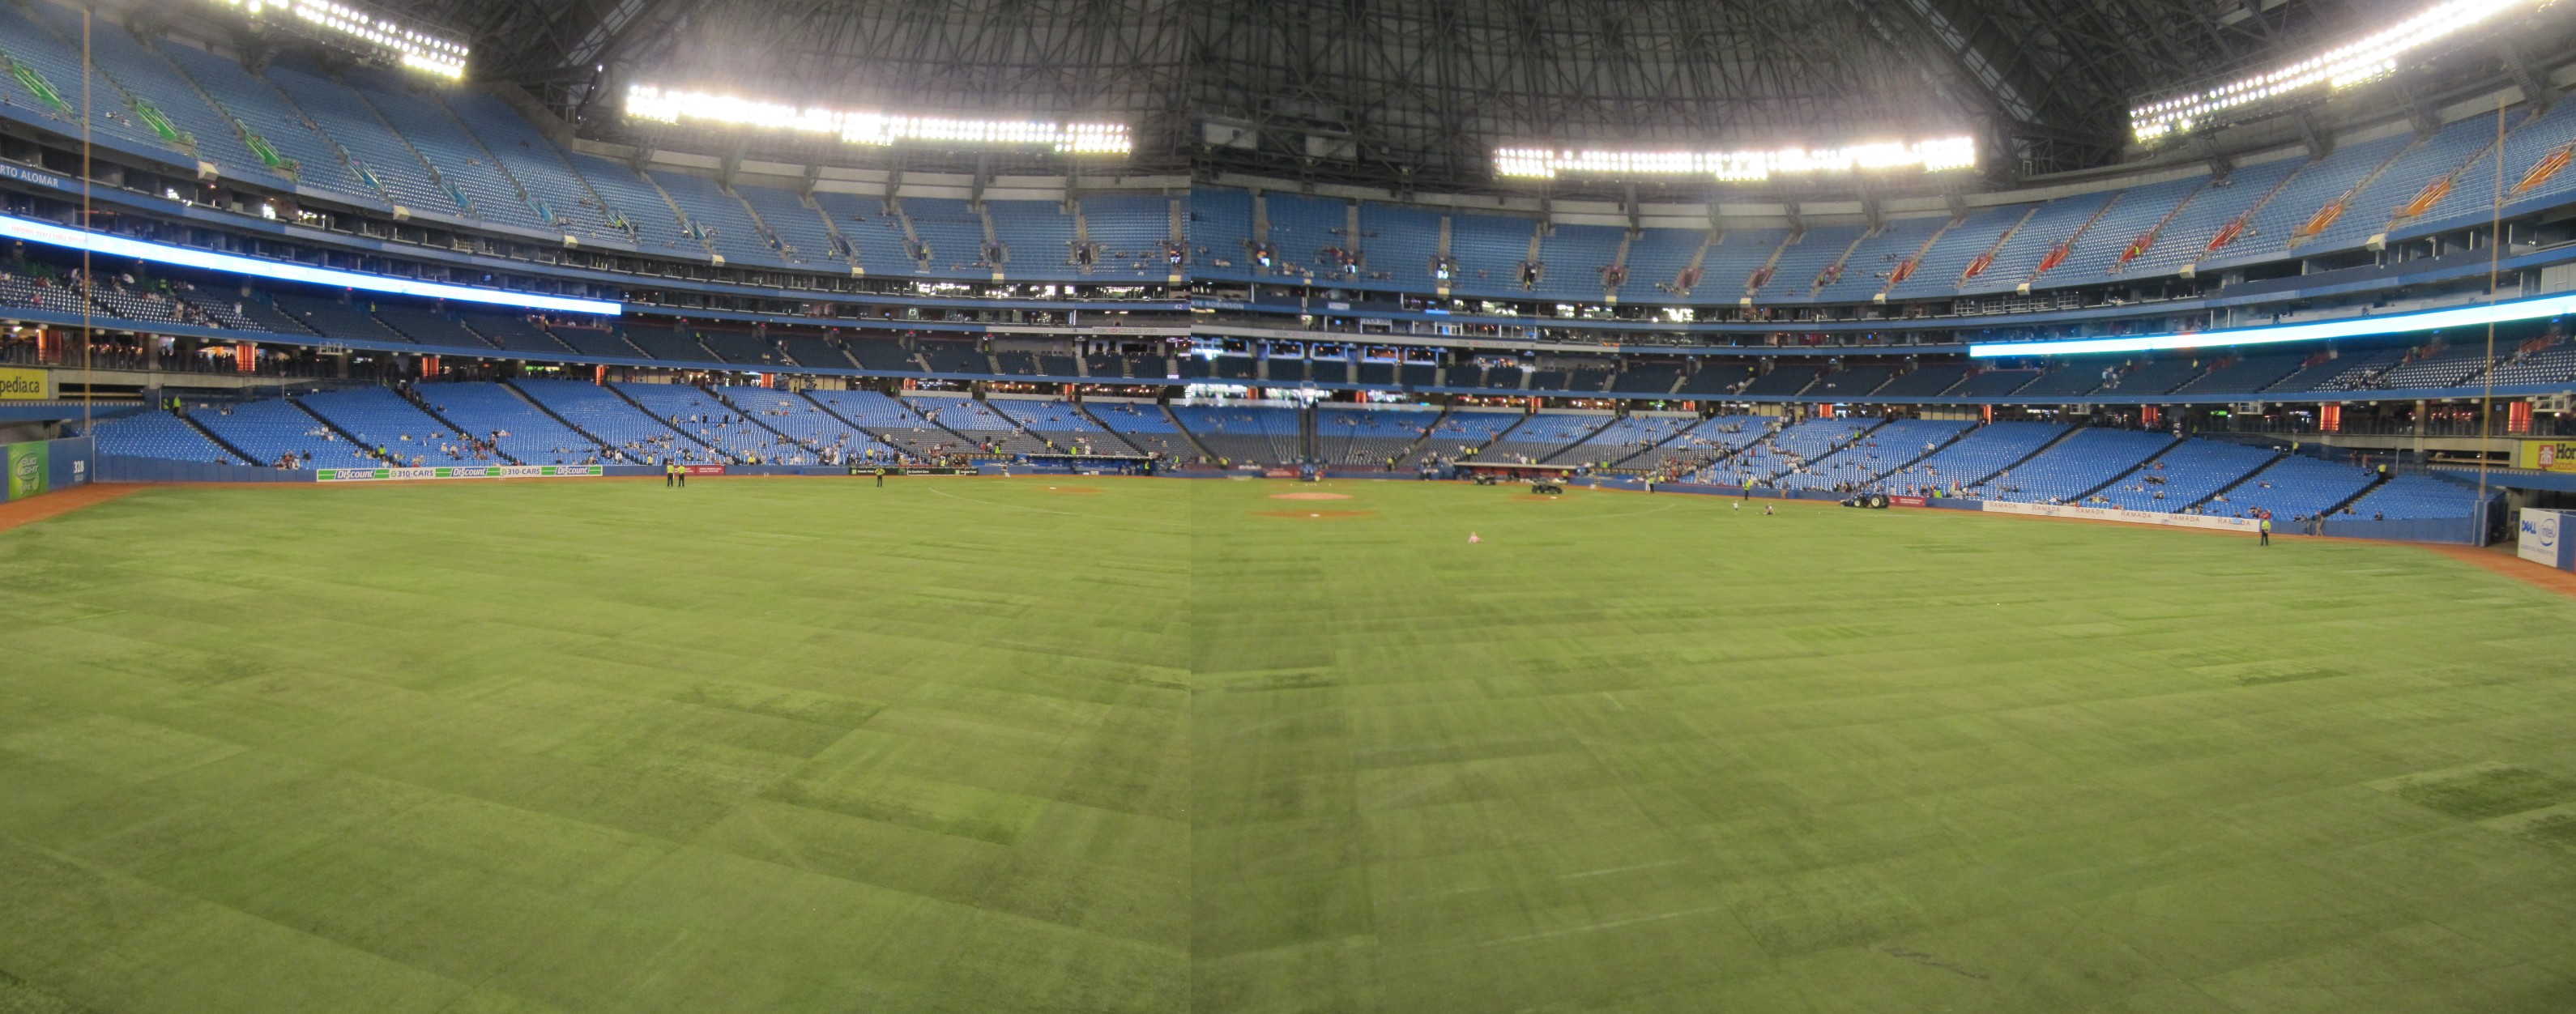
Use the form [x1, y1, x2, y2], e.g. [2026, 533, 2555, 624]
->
[1269, 492, 1353, 501]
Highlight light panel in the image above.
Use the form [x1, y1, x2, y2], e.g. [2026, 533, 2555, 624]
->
[1493, 137, 1977, 181]
[625, 85, 1130, 155]
[2130, 0, 2531, 143]
[206, 0, 468, 80]
[0, 212, 620, 317]
[1967, 293, 2576, 359]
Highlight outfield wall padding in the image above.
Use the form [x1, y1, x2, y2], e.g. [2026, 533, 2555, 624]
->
[97, 455, 309, 484]
[3, 436, 92, 502]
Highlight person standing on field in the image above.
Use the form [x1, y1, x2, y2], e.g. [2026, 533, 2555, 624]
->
[2258, 515, 2271, 546]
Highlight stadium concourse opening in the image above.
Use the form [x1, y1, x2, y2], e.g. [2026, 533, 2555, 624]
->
[7, 0, 2576, 1010]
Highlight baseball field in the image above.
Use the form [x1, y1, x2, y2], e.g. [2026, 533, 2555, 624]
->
[2, 476, 2573, 1012]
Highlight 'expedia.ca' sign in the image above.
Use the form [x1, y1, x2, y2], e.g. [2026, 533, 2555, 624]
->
[0, 366, 49, 401]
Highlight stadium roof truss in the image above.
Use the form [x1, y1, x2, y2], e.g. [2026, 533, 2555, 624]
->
[356, 0, 2557, 190]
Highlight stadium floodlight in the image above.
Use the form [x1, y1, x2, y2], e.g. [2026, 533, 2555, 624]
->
[2130, 0, 2533, 143]
[0, 212, 619, 316]
[203, 0, 469, 80]
[625, 85, 1131, 155]
[1966, 292, 2576, 359]
[1492, 137, 1977, 182]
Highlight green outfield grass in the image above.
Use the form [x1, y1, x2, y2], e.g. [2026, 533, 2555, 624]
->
[2, 476, 2574, 1013]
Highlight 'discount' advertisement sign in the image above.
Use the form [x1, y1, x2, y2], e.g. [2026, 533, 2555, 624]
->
[2518, 508, 2576, 570]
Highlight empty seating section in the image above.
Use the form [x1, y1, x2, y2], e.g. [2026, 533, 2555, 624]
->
[779, 337, 854, 369]
[1708, 417, 1874, 485]
[412, 382, 608, 464]
[2057, 176, 2202, 279]
[1676, 364, 1754, 396]
[1358, 203, 1443, 287]
[906, 395, 1051, 454]
[1188, 188, 1256, 271]
[462, 312, 574, 355]
[89, 411, 243, 464]
[2181, 353, 2305, 394]
[616, 382, 793, 462]
[2124, 160, 2301, 279]
[1701, 228, 1789, 295]
[987, 398, 1102, 437]
[732, 185, 847, 267]
[624, 330, 710, 362]
[1888, 207, 2019, 300]
[2484, 341, 2576, 386]
[2378, 344, 2495, 390]
[1962, 191, 2117, 295]
[806, 390, 958, 458]
[1955, 369, 2041, 396]
[2017, 365, 2109, 398]
[1086, 402, 1190, 458]
[1314, 407, 1433, 466]
[372, 305, 491, 348]
[46, 10, 280, 186]
[514, 379, 722, 464]
[1873, 421, 2065, 496]
[1081, 194, 1172, 279]
[1531, 225, 1624, 300]
[2096, 358, 2207, 395]
[650, 170, 787, 267]
[1741, 366, 1819, 397]
[0, 2, 177, 156]
[1478, 413, 1610, 462]
[1969, 428, 2174, 503]
[193, 398, 377, 467]
[565, 151, 690, 254]
[1874, 364, 1968, 397]
[261, 62, 452, 215]
[548, 323, 645, 359]
[916, 342, 987, 375]
[340, 66, 546, 232]
[697, 330, 780, 367]
[2343, 474, 2486, 520]
[1810, 366, 1892, 398]
[1815, 218, 1944, 303]
[1567, 416, 1691, 467]
[2307, 119, 2494, 252]
[435, 88, 625, 242]
[2094, 441, 2277, 511]
[2209, 134, 2411, 269]
[1776, 419, 1972, 491]
[2480, 100, 2576, 218]
[808, 191, 915, 272]
[272, 294, 410, 344]
[1448, 214, 1538, 296]
[1619, 228, 1704, 297]
[902, 198, 992, 278]
[1403, 411, 1523, 466]
[1169, 405, 1300, 464]
[985, 202, 1077, 275]
[151, 42, 368, 199]
[1265, 194, 1348, 274]
[1759, 225, 1864, 300]
[299, 387, 482, 466]
[2207, 455, 2380, 520]
[715, 386, 902, 463]
[1626, 415, 1772, 472]
[2284, 348, 2402, 393]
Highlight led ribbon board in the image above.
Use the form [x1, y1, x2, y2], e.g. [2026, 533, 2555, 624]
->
[0, 213, 621, 316]
[625, 86, 1130, 155]
[2131, 0, 2534, 142]
[1968, 292, 2576, 358]
[1494, 137, 1977, 181]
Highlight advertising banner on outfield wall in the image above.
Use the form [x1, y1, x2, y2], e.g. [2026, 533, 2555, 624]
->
[1980, 500, 2260, 533]
[2518, 508, 2576, 570]
[314, 464, 607, 482]
[2519, 441, 2576, 473]
[0, 365, 49, 400]
[0, 435, 88, 504]
[682, 464, 727, 475]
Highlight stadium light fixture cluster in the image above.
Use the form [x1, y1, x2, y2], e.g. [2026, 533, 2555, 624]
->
[1492, 137, 1977, 182]
[625, 85, 1131, 155]
[2130, 0, 2532, 143]
[205, 0, 468, 79]
[1966, 292, 2576, 359]
[0, 211, 618, 316]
